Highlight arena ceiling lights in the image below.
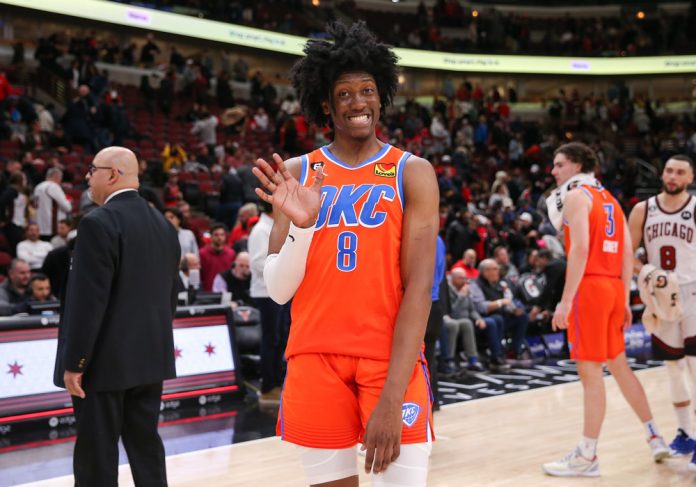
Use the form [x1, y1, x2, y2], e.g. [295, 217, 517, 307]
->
[6, 0, 696, 76]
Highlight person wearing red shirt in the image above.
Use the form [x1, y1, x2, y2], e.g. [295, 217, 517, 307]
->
[451, 248, 479, 279]
[200, 223, 235, 291]
[0, 71, 11, 104]
[227, 202, 259, 246]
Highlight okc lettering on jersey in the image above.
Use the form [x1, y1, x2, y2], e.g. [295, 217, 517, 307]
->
[645, 221, 694, 243]
[316, 183, 397, 229]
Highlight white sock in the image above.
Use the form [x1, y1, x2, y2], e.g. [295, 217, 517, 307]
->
[675, 405, 694, 437]
[578, 436, 597, 459]
[644, 419, 660, 439]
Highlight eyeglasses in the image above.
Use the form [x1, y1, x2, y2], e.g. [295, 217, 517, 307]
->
[88, 164, 114, 175]
[88, 164, 124, 175]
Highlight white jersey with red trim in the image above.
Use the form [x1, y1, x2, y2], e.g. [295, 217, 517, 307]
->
[643, 195, 696, 285]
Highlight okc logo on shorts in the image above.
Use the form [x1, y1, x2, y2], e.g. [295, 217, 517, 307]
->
[374, 163, 396, 178]
[401, 402, 420, 427]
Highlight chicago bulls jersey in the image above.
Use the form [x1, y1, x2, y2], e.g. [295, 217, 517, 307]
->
[564, 184, 624, 279]
[287, 144, 409, 360]
[643, 195, 696, 285]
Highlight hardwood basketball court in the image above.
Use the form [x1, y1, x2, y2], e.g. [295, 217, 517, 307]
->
[18, 367, 696, 486]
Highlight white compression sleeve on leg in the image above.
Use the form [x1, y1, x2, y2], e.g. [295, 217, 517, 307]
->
[371, 443, 432, 487]
[296, 446, 358, 485]
[666, 359, 690, 405]
[263, 222, 314, 305]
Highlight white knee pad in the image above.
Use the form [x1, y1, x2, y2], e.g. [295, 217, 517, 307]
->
[296, 445, 357, 485]
[371, 442, 432, 487]
[666, 359, 690, 405]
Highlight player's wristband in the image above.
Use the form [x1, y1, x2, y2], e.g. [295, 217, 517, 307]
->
[263, 222, 314, 304]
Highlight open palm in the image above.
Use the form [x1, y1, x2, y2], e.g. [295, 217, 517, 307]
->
[253, 153, 324, 228]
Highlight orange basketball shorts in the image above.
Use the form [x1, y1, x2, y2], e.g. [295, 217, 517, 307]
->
[568, 276, 626, 362]
[276, 353, 434, 449]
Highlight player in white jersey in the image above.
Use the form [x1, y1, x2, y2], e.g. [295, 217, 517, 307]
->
[628, 154, 696, 468]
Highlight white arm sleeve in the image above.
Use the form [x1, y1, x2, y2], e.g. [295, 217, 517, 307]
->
[263, 222, 314, 305]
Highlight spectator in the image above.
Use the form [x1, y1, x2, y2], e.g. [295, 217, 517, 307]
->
[252, 107, 270, 133]
[28, 273, 53, 301]
[217, 167, 244, 230]
[451, 248, 479, 279]
[191, 110, 219, 151]
[470, 259, 530, 367]
[62, 85, 96, 153]
[237, 153, 261, 203]
[153, 68, 173, 114]
[228, 202, 259, 246]
[0, 70, 12, 104]
[178, 252, 201, 293]
[442, 268, 486, 373]
[139, 33, 161, 67]
[212, 251, 251, 304]
[493, 245, 519, 284]
[507, 213, 534, 269]
[161, 143, 187, 173]
[232, 56, 248, 82]
[17, 223, 53, 270]
[279, 94, 300, 116]
[163, 170, 183, 207]
[163, 207, 199, 257]
[199, 223, 235, 291]
[216, 71, 235, 109]
[33, 168, 72, 239]
[137, 159, 164, 211]
[50, 219, 73, 248]
[169, 46, 185, 72]
[0, 172, 30, 254]
[446, 210, 480, 265]
[48, 124, 71, 153]
[532, 248, 566, 319]
[247, 200, 288, 405]
[0, 258, 30, 315]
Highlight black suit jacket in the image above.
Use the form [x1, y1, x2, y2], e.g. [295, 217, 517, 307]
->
[54, 191, 181, 391]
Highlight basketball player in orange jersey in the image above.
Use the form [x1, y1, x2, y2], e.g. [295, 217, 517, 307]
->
[252, 22, 439, 487]
[628, 155, 696, 466]
[542, 142, 670, 477]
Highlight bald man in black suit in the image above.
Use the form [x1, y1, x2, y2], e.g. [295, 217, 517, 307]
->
[54, 146, 180, 486]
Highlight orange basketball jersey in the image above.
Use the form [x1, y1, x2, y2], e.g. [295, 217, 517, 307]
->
[287, 144, 409, 360]
[564, 184, 624, 278]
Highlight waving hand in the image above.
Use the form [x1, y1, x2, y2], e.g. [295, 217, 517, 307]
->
[253, 153, 324, 229]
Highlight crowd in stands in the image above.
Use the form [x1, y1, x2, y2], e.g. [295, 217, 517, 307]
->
[109, 0, 696, 57]
[2, 19, 696, 378]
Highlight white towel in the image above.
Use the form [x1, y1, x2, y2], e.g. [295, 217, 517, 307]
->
[545, 173, 602, 230]
[637, 264, 683, 333]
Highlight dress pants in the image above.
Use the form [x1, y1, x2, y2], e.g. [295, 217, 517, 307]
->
[72, 382, 167, 487]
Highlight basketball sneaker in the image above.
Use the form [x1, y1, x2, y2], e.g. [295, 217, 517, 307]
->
[542, 448, 600, 477]
[648, 435, 671, 462]
[669, 429, 696, 455]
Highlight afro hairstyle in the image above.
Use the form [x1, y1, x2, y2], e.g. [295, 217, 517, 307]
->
[290, 21, 399, 128]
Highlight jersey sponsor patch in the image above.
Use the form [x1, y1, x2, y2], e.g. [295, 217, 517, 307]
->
[682, 211, 692, 220]
[603, 240, 619, 253]
[374, 163, 396, 178]
[311, 161, 324, 171]
[402, 402, 420, 427]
